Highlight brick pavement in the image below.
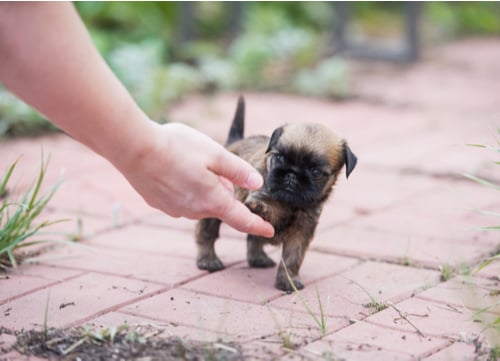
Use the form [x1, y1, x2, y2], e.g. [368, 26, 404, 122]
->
[1, 39, 499, 360]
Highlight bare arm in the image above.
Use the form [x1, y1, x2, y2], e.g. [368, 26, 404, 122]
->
[0, 2, 274, 237]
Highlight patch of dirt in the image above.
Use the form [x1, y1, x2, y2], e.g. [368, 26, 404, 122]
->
[0, 326, 247, 361]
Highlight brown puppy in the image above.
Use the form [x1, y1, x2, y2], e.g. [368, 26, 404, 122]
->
[195, 97, 357, 292]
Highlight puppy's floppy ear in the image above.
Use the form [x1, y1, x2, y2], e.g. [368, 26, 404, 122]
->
[343, 141, 358, 178]
[266, 126, 284, 153]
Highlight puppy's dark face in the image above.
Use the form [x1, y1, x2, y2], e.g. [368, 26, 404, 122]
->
[264, 123, 356, 208]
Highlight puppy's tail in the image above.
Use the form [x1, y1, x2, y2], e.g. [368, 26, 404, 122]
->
[226, 96, 245, 146]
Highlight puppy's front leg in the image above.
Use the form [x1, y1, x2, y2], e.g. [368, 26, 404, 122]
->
[275, 237, 309, 292]
[195, 218, 224, 272]
[244, 195, 275, 268]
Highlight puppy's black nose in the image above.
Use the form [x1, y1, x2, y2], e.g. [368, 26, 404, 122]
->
[284, 172, 298, 186]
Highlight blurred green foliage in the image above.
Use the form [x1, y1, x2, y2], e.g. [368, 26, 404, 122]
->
[426, 2, 500, 37]
[1, 2, 499, 138]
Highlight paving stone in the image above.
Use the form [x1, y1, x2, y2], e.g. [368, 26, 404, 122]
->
[38, 244, 206, 286]
[328, 166, 436, 214]
[83, 223, 247, 264]
[270, 261, 438, 322]
[48, 178, 126, 219]
[81, 165, 159, 220]
[39, 209, 114, 239]
[475, 259, 500, 281]
[416, 276, 500, 315]
[353, 183, 499, 245]
[0, 134, 107, 185]
[423, 341, 486, 361]
[302, 321, 448, 360]
[140, 212, 197, 233]
[1, 273, 163, 330]
[312, 226, 490, 269]
[121, 288, 335, 343]
[169, 92, 432, 152]
[0, 265, 82, 305]
[365, 297, 495, 341]
[183, 252, 359, 304]
[239, 339, 286, 361]
[282, 344, 413, 361]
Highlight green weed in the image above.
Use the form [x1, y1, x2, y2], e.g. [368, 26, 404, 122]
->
[347, 277, 388, 313]
[281, 259, 328, 336]
[463, 132, 500, 353]
[0, 157, 63, 268]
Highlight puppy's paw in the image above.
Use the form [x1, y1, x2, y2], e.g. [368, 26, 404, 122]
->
[245, 199, 270, 221]
[248, 253, 276, 268]
[275, 275, 304, 293]
[196, 256, 225, 272]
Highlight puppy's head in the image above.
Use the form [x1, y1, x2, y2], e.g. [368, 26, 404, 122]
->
[264, 123, 357, 207]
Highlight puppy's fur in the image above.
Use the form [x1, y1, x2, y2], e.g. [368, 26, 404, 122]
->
[196, 97, 357, 291]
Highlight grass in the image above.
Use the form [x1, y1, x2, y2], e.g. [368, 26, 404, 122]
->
[280, 259, 328, 337]
[462, 132, 500, 353]
[0, 156, 64, 268]
[346, 277, 388, 313]
[439, 262, 472, 282]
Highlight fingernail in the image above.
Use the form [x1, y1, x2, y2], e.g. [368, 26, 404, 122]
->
[265, 223, 275, 238]
[246, 172, 263, 189]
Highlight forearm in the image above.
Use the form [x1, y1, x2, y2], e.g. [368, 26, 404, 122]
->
[0, 2, 153, 167]
[0, 2, 274, 237]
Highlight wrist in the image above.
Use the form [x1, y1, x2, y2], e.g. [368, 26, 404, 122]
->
[106, 116, 164, 174]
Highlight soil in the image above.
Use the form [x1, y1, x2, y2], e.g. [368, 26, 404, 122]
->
[0, 326, 247, 361]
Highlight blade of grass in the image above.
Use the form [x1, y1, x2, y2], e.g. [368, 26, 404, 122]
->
[466, 143, 500, 153]
[1, 155, 66, 268]
[478, 226, 500, 231]
[280, 259, 327, 335]
[462, 173, 500, 192]
[0, 158, 19, 196]
[473, 301, 500, 318]
[474, 209, 500, 218]
[475, 254, 500, 273]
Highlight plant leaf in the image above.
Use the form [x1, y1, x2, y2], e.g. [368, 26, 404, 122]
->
[478, 226, 500, 231]
[462, 173, 500, 192]
[475, 254, 500, 273]
[0, 158, 19, 196]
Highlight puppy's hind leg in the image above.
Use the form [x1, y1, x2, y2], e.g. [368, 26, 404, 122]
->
[247, 235, 276, 268]
[196, 218, 224, 272]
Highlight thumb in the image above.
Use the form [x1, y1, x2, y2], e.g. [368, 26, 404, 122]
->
[209, 149, 263, 190]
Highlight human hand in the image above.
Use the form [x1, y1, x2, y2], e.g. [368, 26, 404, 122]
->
[116, 122, 275, 238]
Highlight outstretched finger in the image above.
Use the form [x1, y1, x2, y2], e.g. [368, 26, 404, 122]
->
[208, 149, 263, 191]
[216, 196, 274, 238]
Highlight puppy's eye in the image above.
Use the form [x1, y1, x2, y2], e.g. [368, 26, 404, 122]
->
[311, 168, 324, 178]
[273, 153, 285, 164]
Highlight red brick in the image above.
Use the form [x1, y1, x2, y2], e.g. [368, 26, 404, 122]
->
[0, 265, 82, 304]
[313, 226, 490, 268]
[352, 186, 499, 246]
[83, 223, 247, 264]
[416, 276, 500, 315]
[1, 273, 163, 330]
[184, 251, 359, 304]
[303, 321, 448, 360]
[270, 261, 438, 322]
[366, 297, 493, 340]
[39, 244, 206, 286]
[121, 288, 334, 342]
[423, 341, 483, 361]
